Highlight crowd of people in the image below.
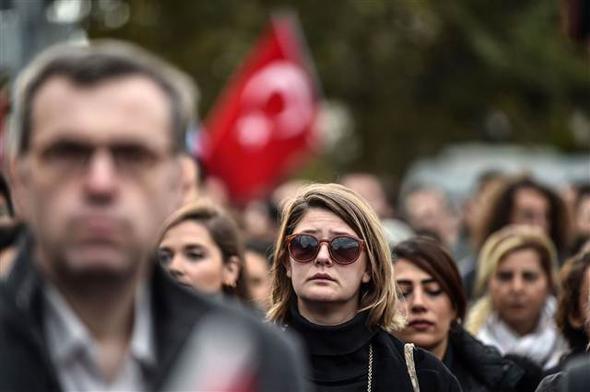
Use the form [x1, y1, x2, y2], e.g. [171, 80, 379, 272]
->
[0, 39, 588, 392]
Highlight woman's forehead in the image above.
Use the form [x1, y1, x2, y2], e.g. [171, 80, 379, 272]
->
[293, 208, 356, 234]
[395, 259, 434, 281]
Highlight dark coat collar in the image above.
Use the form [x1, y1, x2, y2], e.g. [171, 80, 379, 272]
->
[285, 304, 459, 392]
[369, 329, 461, 391]
[445, 325, 525, 390]
[287, 305, 378, 356]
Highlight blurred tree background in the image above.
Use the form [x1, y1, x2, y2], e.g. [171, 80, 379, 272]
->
[87, 0, 590, 185]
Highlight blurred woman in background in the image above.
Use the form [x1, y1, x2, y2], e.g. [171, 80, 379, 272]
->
[465, 225, 568, 369]
[268, 183, 460, 391]
[463, 176, 570, 298]
[392, 236, 525, 391]
[474, 176, 570, 258]
[536, 251, 590, 391]
[158, 200, 251, 302]
[243, 240, 273, 311]
[551, 251, 590, 371]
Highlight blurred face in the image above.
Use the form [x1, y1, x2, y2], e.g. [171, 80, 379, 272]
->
[576, 196, 590, 236]
[404, 190, 456, 246]
[158, 220, 237, 294]
[286, 208, 370, 314]
[15, 76, 183, 284]
[569, 267, 590, 338]
[244, 250, 272, 310]
[0, 195, 13, 227]
[489, 248, 550, 335]
[511, 187, 550, 233]
[405, 191, 445, 232]
[584, 285, 590, 340]
[395, 260, 456, 358]
[242, 201, 275, 242]
[341, 175, 391, 219]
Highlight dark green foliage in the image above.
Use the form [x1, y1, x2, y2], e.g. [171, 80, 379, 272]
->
[88, 0, 590, 182]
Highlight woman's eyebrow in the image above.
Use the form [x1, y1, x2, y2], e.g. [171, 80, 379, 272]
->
[328, 229, 356, 236]
[421, 278, 437, 285]
[184, 244, 204, 250]
[299, 229, 319, 234]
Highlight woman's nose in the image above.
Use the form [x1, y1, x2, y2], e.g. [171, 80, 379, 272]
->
[314, 243, 333, 265]
[410, 289, 427, 312]
[167, 256, 185, 278]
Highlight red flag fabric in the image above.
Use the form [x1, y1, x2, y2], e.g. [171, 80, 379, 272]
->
[200, 14, 320, 204]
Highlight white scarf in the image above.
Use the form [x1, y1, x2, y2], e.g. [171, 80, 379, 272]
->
[476, 296, 568, 369]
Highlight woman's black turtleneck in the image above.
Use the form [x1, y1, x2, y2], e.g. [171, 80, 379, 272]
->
[287, 304, 378, 392]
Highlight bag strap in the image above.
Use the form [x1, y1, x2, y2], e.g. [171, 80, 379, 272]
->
[404, 343, 420, 392]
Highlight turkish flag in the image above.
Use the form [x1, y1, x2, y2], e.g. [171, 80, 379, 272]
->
[199, 13, 320, 204]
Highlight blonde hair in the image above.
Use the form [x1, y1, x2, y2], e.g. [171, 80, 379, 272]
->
[266, 183, 405, 332]
[465, 225, 558, 334]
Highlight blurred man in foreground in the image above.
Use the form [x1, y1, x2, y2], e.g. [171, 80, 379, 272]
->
[0, 40, 306, 391]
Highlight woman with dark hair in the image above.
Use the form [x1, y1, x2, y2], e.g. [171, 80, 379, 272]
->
[244, 240, 273, 311]
[572, 183, 590, 237]
[474, 176, 570, 258]
[392, 236, 525, 391]
[462, 176, 571, 297]
[158, 200, 252, 302]
[268, 183, 460, 391]
[553, 251, 590, 368]
[536, 251, 590, 391]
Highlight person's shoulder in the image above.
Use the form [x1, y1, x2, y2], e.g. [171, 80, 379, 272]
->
[411, 344, 449, 372]
[449, 326, 524, 388]
[158, 286, 309, 392]
[412, 347, 462, 392]
[536, 372, 562, 392]
[379, 332, 462, 391]
[208, 298, 305, 364]
[377, 332, 443, 370]
[153, 265, 297, 345]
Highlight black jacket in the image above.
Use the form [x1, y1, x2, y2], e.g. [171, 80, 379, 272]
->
[286, 306, 462, 392]
[443, 326, 525, 392]
[0, 237, 308, 391]
[536, 355, 590, 392]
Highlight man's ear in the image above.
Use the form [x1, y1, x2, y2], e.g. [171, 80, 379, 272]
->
[178, 154, 199, 205]
[7, 156, 31, 221]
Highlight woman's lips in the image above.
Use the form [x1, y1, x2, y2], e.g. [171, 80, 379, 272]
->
[507, 302, 527, 310]
[175, 280, 194, 290]
[409, 319, 435, 331]
[309, 273, 335, 282]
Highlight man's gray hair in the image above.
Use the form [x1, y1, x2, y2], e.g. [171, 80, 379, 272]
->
[7, 40, 198, 158]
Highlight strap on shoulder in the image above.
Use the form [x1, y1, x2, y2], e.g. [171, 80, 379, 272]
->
[404, 343, 420, 392]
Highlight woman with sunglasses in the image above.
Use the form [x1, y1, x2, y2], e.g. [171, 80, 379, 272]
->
[267, 183, 460, 391]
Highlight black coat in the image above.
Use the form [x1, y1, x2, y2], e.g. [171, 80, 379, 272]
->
[372, 331, 462, 392]
[443, 326, 525, 392]
[286, 306, 462, 392]
[537, 350, 590, 392]
[536, 355, 590, 392]
[0, 237, 308, 391]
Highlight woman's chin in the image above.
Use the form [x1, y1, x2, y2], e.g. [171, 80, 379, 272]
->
[299, 287, 342, 303]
